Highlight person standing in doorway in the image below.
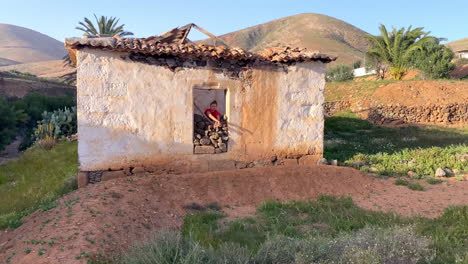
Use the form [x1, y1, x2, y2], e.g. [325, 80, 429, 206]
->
[205, 100, 221, 128]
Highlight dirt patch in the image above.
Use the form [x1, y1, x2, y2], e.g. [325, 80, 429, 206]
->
[1, 166, 468, 263]
[370, 80, 468, 106]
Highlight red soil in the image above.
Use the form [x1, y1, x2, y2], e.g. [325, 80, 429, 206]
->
[371, 80, 468, 106]
[1, 166, 468, 264]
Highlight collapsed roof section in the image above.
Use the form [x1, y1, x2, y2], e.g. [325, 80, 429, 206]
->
[65, 23, 336, 66]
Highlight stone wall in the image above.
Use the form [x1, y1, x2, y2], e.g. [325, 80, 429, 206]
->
[76, 48, 326, 176]
[323, 100, 468, 125]
[323, 100, 351, 117]
[368, 104, 468, 124]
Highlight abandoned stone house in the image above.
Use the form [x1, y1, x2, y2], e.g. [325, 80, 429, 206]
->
[65, 24, 336, 187]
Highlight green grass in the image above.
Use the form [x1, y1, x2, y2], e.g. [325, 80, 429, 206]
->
[121, 196, 468, 264]
[395, 178, 409, 186]
[408, 182, 425, 191]
[324, 111, 468, 177]
[427, 177, 444, 185]
[0, 141, 78, 229]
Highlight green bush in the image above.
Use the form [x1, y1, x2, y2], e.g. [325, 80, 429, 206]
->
[326, 64, 354, 82]
[0, 98, 19, 150]
[410, 41, 455, 79]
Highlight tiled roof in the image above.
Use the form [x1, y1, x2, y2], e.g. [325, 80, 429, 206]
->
[257, 47, 336, 63]
[66, 37, 257, 61]
[65, 25, 336, 65]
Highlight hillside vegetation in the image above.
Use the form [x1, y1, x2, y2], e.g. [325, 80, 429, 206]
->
[201, 13, 369, 64]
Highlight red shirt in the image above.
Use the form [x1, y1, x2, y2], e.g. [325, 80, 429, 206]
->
[205, 109, 220, 120]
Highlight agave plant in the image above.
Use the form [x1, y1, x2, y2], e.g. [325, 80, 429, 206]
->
[76, 14, 134, 37]
[366, 25, 436, 80]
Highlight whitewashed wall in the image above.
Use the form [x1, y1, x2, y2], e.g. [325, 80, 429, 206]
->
[76, 48, 326, 171]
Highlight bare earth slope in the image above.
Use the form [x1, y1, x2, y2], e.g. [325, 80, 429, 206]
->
[1, 166, 468, 264]
[0, 24, 66, 63]
[201, 13, 369, 65]
[0, 60, 75, 78]
[372, 80, 468, 106]
[326, 80, 468, 106]
[446, 38, 468, 52]
[0, 57, 19, 66]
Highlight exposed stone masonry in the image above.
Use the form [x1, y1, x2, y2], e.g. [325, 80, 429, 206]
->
[323, 101, 468, 125]
[193, 114, 229, 154]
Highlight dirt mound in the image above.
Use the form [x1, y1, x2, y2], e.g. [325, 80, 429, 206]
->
[1, 166, 468, 263]
[371, 80, 468, 106]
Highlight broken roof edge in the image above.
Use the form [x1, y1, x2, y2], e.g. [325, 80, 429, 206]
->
[65, 36, 337, 66]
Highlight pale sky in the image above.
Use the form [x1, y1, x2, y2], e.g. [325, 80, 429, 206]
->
[1, 0, 466, 43]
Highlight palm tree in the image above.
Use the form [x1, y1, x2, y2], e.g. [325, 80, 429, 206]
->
[76, 14, 134, 37]
[366, 25, 435, 80]
[64, 15, 133, 67]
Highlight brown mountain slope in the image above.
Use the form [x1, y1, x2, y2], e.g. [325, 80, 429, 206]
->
[446, 38, 468, 52]
[0, 57, 19, 66]
[0, 60, 75, 78]
[0, 24, 66, 63]
[201, 13, 370, 64]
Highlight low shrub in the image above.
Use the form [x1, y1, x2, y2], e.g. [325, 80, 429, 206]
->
[120, 227, 433, 264]
[395, 178, 409, 186]
[35, 136, 56, 150]
[426, 177, 444, 185]
[326, 64, 354, 82]
[118, 231, 251, 264]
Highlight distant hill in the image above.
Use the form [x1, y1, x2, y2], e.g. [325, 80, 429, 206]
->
[201, 13, 370, 65]
[0, 24, 66, 63]
[446, 38, 468, 52]
[0, 57, 19, 66]
[0, 60, 75, 78]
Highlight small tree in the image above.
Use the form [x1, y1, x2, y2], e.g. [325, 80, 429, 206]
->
[365, 53, 388, 80]
[326, 65, 354, 82]
[366, 25, 436, 80]
[410, 40, 455, 79]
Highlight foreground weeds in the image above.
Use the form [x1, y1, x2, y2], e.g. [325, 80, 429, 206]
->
[0, 141, 78, 229]
[324, 111, 468, 177]
[118, 196, 468, 264]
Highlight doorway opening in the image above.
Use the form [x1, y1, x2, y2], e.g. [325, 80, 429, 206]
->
[193, 88, 229, 154]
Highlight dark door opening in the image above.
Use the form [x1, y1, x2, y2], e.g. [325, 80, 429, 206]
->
[193, 88, 229, 154]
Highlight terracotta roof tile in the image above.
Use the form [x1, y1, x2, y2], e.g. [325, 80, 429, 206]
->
[65, 28, 336, 64]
